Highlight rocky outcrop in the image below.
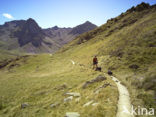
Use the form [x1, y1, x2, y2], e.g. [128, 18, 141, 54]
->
[129, 64, 139, 69]
[82, 75, 107, 89]
[127, 2, 150, 13]
[21, 103, 29, 109]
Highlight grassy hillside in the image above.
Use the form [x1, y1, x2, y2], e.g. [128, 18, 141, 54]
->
[60, 2, 156, 114]
[0, 49, 22, 62]
[0, 54, 118, 117]
[0, 2, 156, 117]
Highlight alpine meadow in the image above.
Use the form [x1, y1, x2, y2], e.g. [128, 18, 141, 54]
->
[0, 1, 156, 117]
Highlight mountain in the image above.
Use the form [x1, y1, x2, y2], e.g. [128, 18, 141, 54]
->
[0, 19, 97, 54]
[43, 26, 73, 46]
[69, 21, 97, 35]
[14, 18, 44, 47]
[43, 21, 97, 46]
[0, 2, 156, 117]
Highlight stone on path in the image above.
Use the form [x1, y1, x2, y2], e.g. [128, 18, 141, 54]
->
[50, 102, 59, 108]
[92, 103, 99, 106]
[75, 97, 81, 102]
[65, 112, 80, 117]
[64, 96, 73, 102]
[65, 92, 81, 97]
[83, 100, 94, 107]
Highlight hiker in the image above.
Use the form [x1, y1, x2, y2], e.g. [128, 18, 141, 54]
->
[93, 56, 98, 70]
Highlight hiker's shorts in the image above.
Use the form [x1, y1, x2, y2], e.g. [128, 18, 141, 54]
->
[93, 62, 97, 65]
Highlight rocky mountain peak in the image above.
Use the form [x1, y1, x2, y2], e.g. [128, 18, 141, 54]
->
[69, 21, 97, 35]
[27, 18, 35, 22]
[84, 21, 92, 24]
[25, 18, 42, 33]
[136, 2, 150, 10]
[13, 18, 44, 47]
[52, 26, 59, 30]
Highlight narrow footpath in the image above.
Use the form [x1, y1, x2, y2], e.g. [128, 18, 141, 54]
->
[70, 60, 134, 117]
[111, 76, 134, 117]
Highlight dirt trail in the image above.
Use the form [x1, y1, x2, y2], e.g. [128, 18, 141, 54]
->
[111, 76, 134, 117]
[70, 60, 134, 117]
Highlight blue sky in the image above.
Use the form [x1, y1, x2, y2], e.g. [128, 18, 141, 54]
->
[0, 0, 156, 28]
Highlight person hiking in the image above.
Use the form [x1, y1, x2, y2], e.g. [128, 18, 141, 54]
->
[93, 56, 98, 70]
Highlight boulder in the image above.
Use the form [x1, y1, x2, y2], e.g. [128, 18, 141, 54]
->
[21, 103, 29, 109]
[94, 83, 111, 93]
[91, 75, 106, 82]
[50, 102, 59, 108]
[82, 75, 107, 89]
[129, 64, 139, 69]
[55, 83, 67, 91]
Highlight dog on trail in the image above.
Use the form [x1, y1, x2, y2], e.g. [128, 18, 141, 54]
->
[95, 67, 102, 72]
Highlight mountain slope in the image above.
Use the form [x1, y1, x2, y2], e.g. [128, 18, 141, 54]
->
[0, 19, 97, 54]
[60, 2, 156, 112]
[0, 2, 156, 117]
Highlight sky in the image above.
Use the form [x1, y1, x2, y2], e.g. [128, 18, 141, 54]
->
[0, 0, 156, 28]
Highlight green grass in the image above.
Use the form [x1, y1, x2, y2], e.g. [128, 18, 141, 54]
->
[0, 49, 21, 62]
[0, 54, 118, 117]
